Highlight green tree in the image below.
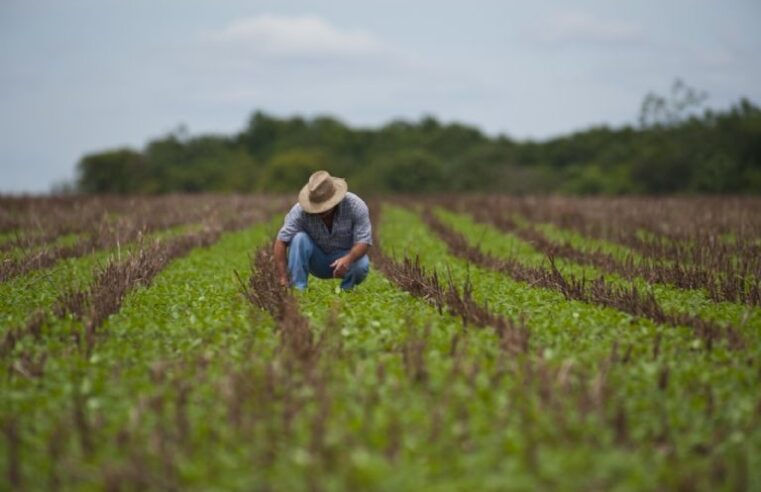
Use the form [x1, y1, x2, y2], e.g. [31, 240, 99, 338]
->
[376, 150, 444, 193]
[74, 96, 761, 195]
[258, 149, 328, 192]
[77, 148, 145, 193]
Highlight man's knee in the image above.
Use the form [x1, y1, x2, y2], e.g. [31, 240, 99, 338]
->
[289, 232, 313, 254]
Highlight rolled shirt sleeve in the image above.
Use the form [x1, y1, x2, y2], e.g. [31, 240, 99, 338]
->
[276, 204, 304, 244]
[351, 199, 373, 246]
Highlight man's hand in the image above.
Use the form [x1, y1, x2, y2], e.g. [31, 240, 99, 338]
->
[331, 243, 370, 279]
[330, 255, 353, 278]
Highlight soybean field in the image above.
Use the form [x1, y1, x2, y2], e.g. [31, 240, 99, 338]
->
[1, 194, 760, 491]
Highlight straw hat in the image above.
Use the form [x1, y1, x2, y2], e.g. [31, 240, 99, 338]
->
[298, 170, 348, 214]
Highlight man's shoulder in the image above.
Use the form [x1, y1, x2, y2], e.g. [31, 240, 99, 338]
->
[343, 192, 368, 210]
[285, 202, 306, 221]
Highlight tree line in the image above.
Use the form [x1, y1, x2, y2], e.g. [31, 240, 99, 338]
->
[76, 87, 761, 195]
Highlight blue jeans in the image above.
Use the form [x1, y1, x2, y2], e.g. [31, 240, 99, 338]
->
[288, 232, 370, 291]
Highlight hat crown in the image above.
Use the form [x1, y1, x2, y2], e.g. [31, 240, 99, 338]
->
[298, 170, 347, 214]
[308, 171, 335, 204]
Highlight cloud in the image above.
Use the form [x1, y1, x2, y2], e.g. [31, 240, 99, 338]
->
[534, 11, 643, 45]
[209, 14, 384, 57]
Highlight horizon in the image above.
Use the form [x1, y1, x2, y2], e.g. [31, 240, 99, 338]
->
[2, 0, 760, 193]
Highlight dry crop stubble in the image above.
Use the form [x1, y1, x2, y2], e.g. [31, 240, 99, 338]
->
[0, 195, 282, 283]
[369, 203, 530, 354]
[1, 195, 759, 490]
[444, 196, 761, 307]
[420, 207, 744, 351]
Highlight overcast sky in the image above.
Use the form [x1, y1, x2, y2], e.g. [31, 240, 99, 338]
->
[1, 0, 760, 193]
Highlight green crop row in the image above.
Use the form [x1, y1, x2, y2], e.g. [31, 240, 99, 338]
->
[435, 208, 761, 330]
[509, 212, 646, 264]
[0, 224, 198, 329]
[3, 233, 84, 261]
[0, 230, 19, 245]
[514, 212, 753, 277]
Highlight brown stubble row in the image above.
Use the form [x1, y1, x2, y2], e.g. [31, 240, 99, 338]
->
[2, 232, 218, 367]
[368, 203, 530, 355]
[0, 195, 278, 283]
[420, 207, 744, 352]
[482, 208, 761, 307]
[456, 195, 760, 270]
[0, 195, 120, 235]
[240, 246, 323, 365]
[443, 196, 761, 307]
[1, 202, 279, 367]
[235, 244, 347, 481]
[0, 195, 223, 249]
[460, 195, 761, 246]
[0, 195, 275, 241]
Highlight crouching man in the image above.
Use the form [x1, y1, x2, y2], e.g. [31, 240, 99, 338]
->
[274, 170, 372, 291]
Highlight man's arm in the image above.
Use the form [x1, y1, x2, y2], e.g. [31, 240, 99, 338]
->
[346, 242, 370, 262]
[330, 242, 370, 278]
[274, 204, 304, 287]
[331, 196, 373, 278]
[274, 239, 289, 286]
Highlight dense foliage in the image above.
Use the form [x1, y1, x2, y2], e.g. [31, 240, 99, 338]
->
[76, 95, 761, 195]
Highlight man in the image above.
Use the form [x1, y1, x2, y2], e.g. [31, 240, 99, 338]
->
[274, 170, 372, 291]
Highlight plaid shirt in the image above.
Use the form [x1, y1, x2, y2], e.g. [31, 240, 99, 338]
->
[276, 192, 373, 254]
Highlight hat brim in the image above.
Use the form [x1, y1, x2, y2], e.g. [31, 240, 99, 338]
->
[298, 177, 348, 214]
